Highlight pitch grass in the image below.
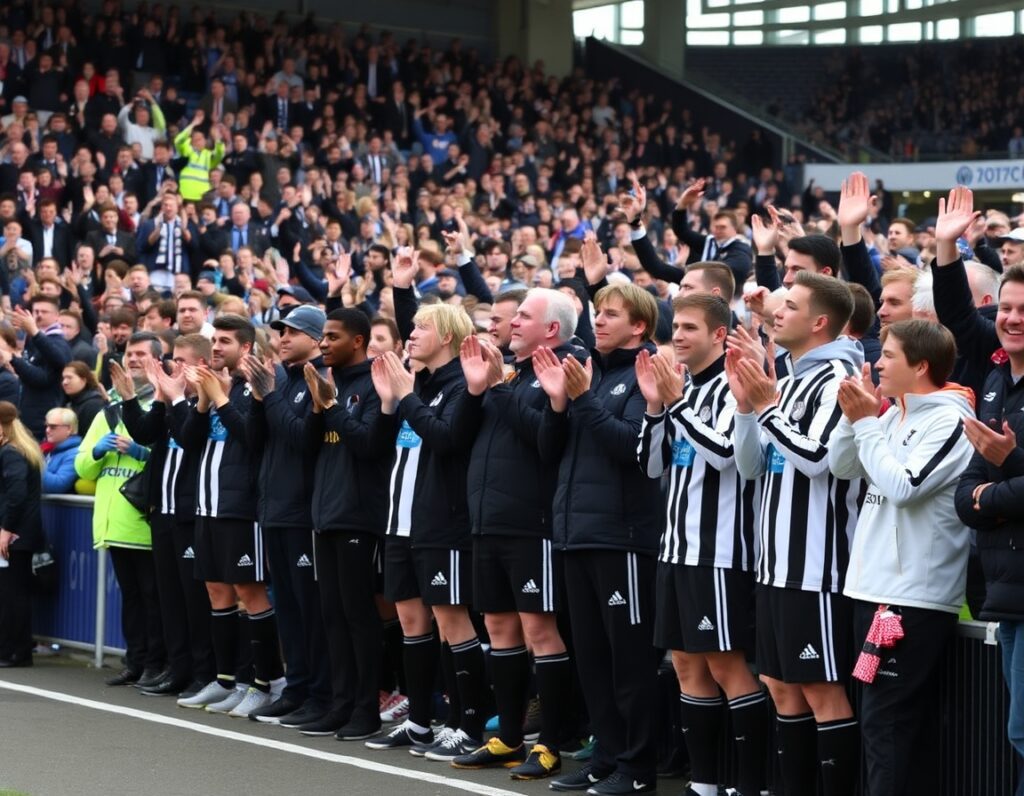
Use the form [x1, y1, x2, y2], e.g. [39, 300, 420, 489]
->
[0, 790, 31, 795]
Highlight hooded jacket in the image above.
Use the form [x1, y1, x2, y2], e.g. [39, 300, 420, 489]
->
[735, 337, 866, 593]
[955, 362, 1024, 621]
[305, 359, 392, 534]
[830, 385, 974, 613]
[541, 342, 663, 554]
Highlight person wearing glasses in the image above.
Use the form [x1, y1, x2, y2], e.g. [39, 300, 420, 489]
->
[41, 408, 81, 494]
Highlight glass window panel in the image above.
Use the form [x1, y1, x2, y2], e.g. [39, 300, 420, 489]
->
[936, 18, 960, 38]
[861, 0, 883, 15]
[887, 21, 922, 40]
[687, 30, 730, 45]
[974, 11, 1014, 37]
[733, 9, 764, 25]
[621, 0, 644, 28]
[619, 29, 644, 44]
[778, 5, 811, 23]
[815, 1, 846, 20]
[815, 28, 847, 43]
[573, 6, 616, 40]
[733, 29, 764, 44]
[860, 25, 884, 42]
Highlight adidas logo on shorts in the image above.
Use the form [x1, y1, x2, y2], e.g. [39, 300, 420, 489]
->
[607, 590, 627, 606]
[431, 571, 448, 587]
[296, 554, 312, 568]
[521, 579, 540, 594]
[237, 554, 253, 567]
[698, 616, 715, 631]
[182, 547, 195, 560]
[799, 644, 821, 661]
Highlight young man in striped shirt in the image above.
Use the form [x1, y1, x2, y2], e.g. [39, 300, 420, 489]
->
[730, 272, 863, 796]
[637, 294, 765, 796]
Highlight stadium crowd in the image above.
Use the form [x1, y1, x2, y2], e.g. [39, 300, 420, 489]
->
[2, 4, 1024, 796]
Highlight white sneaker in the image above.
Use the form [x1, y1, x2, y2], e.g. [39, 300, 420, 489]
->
[380, 694, 410, 723]
[228, 686, 272, 718]
[409, 725, 453, 758]
[177, 680, 235, 709]
[205, 684, 247, 714]
[269, 676, 286, 700]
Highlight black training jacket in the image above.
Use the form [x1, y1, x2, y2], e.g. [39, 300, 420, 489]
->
[955, 361, 1024, 622]
[463, 342, 585, 538]
[384, 358, 477, 549]
[540, 343, 662, 555]
[305, 359, 393, 534]
[179, 376, 259, 521]
[250, 359, 322, 529]
[122, 396, 196, 521]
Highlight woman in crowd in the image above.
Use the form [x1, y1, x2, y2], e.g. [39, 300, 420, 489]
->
[42, 408, 82, 495]
[62, 361, 106, 434]
[0, 401, 45, 668]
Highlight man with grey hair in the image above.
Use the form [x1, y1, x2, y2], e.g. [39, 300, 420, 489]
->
[440, 288, 582, 777]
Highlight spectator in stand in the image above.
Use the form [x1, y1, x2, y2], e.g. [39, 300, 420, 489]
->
[41, 407, 81, 494]
[60, 361, 105, 461]
[0, 401, 45, 668]
[0, 297, 72, 440]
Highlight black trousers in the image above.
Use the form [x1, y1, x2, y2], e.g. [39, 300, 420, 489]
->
[264, 527, 331, 705]
[109, 545, 165, 672]
[0, 550, 33, 661]
[151, 513, 191, 681]
[174, 520, 214, 683]
[314, 530, 382, 722]
[854, 600, 957, 796]
[563, 549, 659, 778]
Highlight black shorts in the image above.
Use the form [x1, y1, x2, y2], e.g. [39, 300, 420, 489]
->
[383, 537, 472, 607]
[756, 584, 852, 684]
[194, 516, 266, 584]
[472, 535, 560, 614]
[654, 562, 755, 654]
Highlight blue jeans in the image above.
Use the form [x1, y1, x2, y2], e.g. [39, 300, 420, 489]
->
[997, 621, 1024, 796]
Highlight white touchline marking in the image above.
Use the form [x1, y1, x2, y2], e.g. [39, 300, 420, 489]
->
[0, 680, 522, 796]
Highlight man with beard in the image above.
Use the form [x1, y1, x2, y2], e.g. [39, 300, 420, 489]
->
[176, 315, 284, 716]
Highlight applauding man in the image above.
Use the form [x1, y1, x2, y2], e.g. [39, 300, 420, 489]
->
[637, 294, 764, 796]
[729, 272, 862, 796]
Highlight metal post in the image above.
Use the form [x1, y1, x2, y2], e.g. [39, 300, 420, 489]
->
[94, 548, 107, 669]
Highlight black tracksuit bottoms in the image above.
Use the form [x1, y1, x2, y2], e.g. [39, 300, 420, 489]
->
[264, 526, 332, 706]
[151, 513, 192, 682]
[563, 548, 659, 778]
[314, 530, 382, 724]
[0, 551, 33, 661]
[109, 545, 165, 672]
[853, 600, 957, 796]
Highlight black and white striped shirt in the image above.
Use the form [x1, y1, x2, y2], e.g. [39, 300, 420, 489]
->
[734, 342, 865, 593]
[638, 358, 757, 570]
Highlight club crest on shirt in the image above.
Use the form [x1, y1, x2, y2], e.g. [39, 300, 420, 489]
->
[789, 400, 806, 421]
[531, 379, 541, 388]
[610, 383, 627, 396]
[293, 390, 306, 403]
[429, 392, 444, 407]
[699, 405, 712, 422]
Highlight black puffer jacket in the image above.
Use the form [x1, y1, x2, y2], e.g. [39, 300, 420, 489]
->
[541, 343, 662, 554]
[306, 360, 393, 534]
[0, 445, 43, 552]
[12, 331, 71, 439]
[955, 361, 1024, 621]
[464, 342, 584, 538]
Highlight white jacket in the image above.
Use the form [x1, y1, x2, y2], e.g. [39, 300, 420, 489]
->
[829, 386, 975, 614]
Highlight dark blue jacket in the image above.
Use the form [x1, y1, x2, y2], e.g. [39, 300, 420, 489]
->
[541, 343, 662, 554]
[0, 445, 43, 552]
[11, 330, 71, 439]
